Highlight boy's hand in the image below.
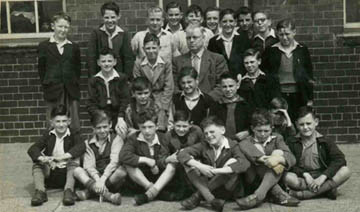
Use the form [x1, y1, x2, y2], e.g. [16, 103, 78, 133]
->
[272, 164, 285, 175]
[94, 178, 106, 194]
[166, 151, 178, 164]
[115, 118, 128, 136]
[38, 156, 53, 164]
[264, 155, 282, 168]
[151, 165, 159, 175]
[146, 158, 156, 168]
[197, 164, 215, 178]
[303, 172, 314, 189]
[310, 174, 327, 192]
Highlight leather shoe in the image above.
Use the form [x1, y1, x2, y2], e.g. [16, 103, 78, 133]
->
[31, 189, 48, 207]
[134, 194, 149, 205]
[325, 188, 337, 200]
[63, 188, 75, 206]
[210, 198, 225, 212]
[180, 192, 201, 210]
[236, 194, 261, 210]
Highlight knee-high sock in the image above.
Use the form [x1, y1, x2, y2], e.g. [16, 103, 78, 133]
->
[64, 164, 76, 191]
[33, 164, 47, 192]
[186, 170, 215, 202]
[254, 170, 281, 201]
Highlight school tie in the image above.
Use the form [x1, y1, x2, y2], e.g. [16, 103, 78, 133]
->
[191, 54, 200, 73]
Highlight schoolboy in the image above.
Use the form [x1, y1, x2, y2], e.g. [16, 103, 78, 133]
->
[172, 4, 214, 55]
[38, 12, 81, 132]
[131, 6, 176, 63]
[124, 77, 167, 135]
[261, 18, 314, 122]
[236, 109, 298, 209]
[171, 66, 215, 126]
[178, 116, 250, 211]
[87, 48, 130, 136]
[251, 10, 279, 53]
[204, 7, 221, 35]
[284, 106, 351, 200]
[163, 2, 184, 34]
[236, 6, 254, 39]
[119, 107, 176, 205]
[238, 48, 280, 109]
[87, 1, 134, 78]
[74, 110, 126, 205]
[28, 105, 85, 207]
[158, 110, 204, 200]
[210, 72, 252, 138]
[133, 33, 174, 113]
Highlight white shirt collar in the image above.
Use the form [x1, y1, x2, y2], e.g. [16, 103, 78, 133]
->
[254, 28, 276, 40]
[254, 135, 277, 147]
[242, 70, 266, 80]
[217, 30, 239, 42]
[95, 69, 120, 81]
[49, 35, 72, 45]
[100, 25, 124, 35]
[164, 23, 183, 32]
[272, 40, 301, 54]
[212, 137, 230, 151]
[180, 88, 204, 98]
[89, 134, 110, 145]
[49, 128, 71, 139]
[146, 28, 169, 37]
[191, 47, 205, 59]
[137, 133, 160, 147]
[140, 55, 165, 66]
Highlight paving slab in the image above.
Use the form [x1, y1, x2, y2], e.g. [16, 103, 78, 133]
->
[0, 143, 359, 212]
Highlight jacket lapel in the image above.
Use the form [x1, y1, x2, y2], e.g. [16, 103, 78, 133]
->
[47, 134, 56, 155]
[205, 147, 216, 167]
[198, 50, 210, 83]
[217, 38, 228, 60]
[151, 63, 165, 84]
[141, 65, 155, 83]
[48, 42, 62, 60]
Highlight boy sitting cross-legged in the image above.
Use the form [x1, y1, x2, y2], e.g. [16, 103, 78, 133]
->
[73, 110, 127, 205]
[28, 104, 85, 207]
[119, 107, 176, 205]
[178, 116, 250, 211]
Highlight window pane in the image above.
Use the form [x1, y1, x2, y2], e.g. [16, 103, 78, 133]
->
[9, 2, 36, 33]
[219, 0, 246, 10]
[0, 2, 8, 33]
[346, 0, 360, 23]
[191, 0, 216, 11]
[39, 1, 63, 32]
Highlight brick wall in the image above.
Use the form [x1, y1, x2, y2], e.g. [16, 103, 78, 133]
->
[0, 0, 359, 143]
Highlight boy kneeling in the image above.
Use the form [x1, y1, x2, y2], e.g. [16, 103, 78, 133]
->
[119, 107, 176, 205]
[178, 116, 250, 211]
[28, 105, 85, 206]
[74, 110, 126, 205]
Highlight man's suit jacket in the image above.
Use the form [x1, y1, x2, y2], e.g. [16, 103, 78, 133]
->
[172, 49, 229, 100]
[38, 39, 81, 101]
[208, 33, 251, 76]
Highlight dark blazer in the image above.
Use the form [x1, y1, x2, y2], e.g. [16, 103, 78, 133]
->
[119, 131, 166, 167]
[209, 98, 252, 136]
[38, 39, 81, 101]
[87, 27, 135, 78]
[178, 138, 250, 174]
[251, 33, 279, 54]
[287, 134, 347, 179]
[28, 129, 85, 162]
[238, 73, 281, 109]
[87, 74, 130, 118]
[208, 33, 251, 76]
[158, 126, 203, 169]
[172, 49, 229, 100]
[261, 43, 314, 103]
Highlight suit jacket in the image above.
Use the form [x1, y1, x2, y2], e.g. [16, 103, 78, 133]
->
[172, 49, 229, 100]
[87, 27, 135, 78]
[28, 129, 85, 162]
[178, 138, 250, 174]
[208, 33, 251, 76]
[38, 39, 81, 101]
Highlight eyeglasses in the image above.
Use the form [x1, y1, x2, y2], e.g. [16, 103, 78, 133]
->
[254, 18, 267, 24]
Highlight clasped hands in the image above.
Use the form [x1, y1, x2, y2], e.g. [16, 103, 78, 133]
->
[303, 172, 327, 192]
[259, 154, 285, 175]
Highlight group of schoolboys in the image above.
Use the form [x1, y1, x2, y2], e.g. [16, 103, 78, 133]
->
[29, 1, 351, 211]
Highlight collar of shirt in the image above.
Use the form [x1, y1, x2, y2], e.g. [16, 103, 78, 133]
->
[49, 128, 71, 140]
[191, 48, 205, 60]
[217, 30, 239, 42]
[49, 36, 72, 47]
[219, 94, 244, 104]
[164, 23, 183, 33]
[88, 134, 110, 148]
[242, 70, 266, 80]
[140, 55, 165, 67]
[100, 25, 124, 37]
[212, 137, 230, 159]
[146, 28, 169, 38]
[254, 28, 276, 41]
[272, 41, 301, 58]
[95, 69, 120, 82]
[180, 88, 204, 100]
[253, 135, 277, 147]
[137, 133, 160, 147]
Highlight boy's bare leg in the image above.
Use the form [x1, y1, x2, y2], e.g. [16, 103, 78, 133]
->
[125, 165, 153, 189]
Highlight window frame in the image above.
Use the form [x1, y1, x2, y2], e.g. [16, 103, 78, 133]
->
[343, 0, 360, 29]
[158, 0, 249, 9]
[0, 0, 66, 46]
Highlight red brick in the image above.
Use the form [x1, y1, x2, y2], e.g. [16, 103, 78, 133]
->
[0, 130, 19, 136]
[10, 136, 29, 143]
[0, 137, 10, 143]
[19, 115, 38, 121]
[20, 129, 39, 136]
[10, 108, 29, 114]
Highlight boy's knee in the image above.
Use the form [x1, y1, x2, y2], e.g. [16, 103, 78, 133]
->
[337, 166, 351, 180]
[73, 167, 84, 177]
[114, 166, 128, 178]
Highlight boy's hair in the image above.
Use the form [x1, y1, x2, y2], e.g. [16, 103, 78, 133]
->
[270, 97, 288, 110]
[251, 108, 273, 127]
[236, 6, 252, 17]
[177, 66, 198, 85]
[143, 32, 160, 46]
[200, 115, 225, 130]
[132, 77, 152, 92]
[173, 110, 191, 123]
[147, 6, 164, 18]
[219, 8, 235, 21]
[101, 1, 120, 16]
[297, 106, 317, 120]
[219, 72, 238, 83]
[90, 110, 111, 127]
[134, 107, 158, 125]
[185, 4, 203, 17]
[276, 18, 296, 31]
[252, 10, 270, 20]
[50, 104, 69, 119]
[99, 47, 116, 58]
[205, 6, 220, 18]
[244, 48, 261, 60]
[52, 12, 71, 24]
[165, 1, 182, 12]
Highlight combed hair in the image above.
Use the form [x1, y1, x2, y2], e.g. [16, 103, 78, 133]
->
[143, 32, 160, 46]
[99, 47, 116, 58]
[132, 77, 152, 92]
[101, 1, 120, 16]
[236, 6, 252, 17]
[276, 18, 296, 31]
[219, 8, 235, 21]
[251, 108, 273, 127]
[243, 48, 261, 60]
[252, 10, 270, 20]
[50, 104, 69, 118]
[270, 97, 288, 110]
[219, 72, 239, 83]
[90, 110, 111, 127]
[147, 6, 164, 18]
[297, 106, 317, 120]
[200, 115, 224, 129]
[173, 110, 191, 123]
[185, 4, 203, 17]
[165, 1, 182, 12]
[177, 66, 198, 86]
[134, 107, 158, 125]
[52, 12, 71, 24]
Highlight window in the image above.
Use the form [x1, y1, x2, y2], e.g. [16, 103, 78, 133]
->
[344, 0, 360, 29]
[0, 0, 66, 46]
[159, 0, 249, 10]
